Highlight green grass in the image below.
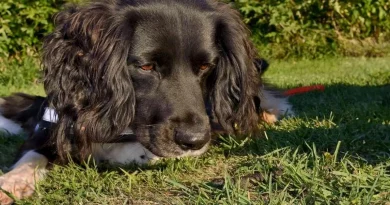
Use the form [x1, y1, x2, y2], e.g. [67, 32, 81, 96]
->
[0, 56, 44, 96]
[1, 57, 389, 204]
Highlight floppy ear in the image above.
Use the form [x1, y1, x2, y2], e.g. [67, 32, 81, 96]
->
[43, 2, 135, 161]
[208, 2, 260, 133]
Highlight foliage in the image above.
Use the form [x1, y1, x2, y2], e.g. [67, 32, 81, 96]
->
[0, 0, 64, 57]
[0, 56, 41, 89]
[231, 0, 390, 58]
[1, 0, 390, 58]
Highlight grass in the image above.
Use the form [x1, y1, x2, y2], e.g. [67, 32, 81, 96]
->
[0, 57, 44, 96]
[0, 56, 389, 204]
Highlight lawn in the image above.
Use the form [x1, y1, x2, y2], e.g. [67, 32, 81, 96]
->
[0, 57, 389, 204]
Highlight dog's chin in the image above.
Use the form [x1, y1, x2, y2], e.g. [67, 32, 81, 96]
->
[138, 140, 211, 159]
[175, 142, 210, 158]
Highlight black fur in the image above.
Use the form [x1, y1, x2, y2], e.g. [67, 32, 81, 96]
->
[38, 0, 262, 161]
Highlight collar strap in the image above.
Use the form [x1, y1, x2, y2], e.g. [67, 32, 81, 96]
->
[42, 107, 58, 123]
[38, 107, 137, 142]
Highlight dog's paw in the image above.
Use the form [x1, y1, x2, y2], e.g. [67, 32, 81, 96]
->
[260, 88, 294, 124]
[261, 110, 279, 124]
[0, 164, 39, 205]
[261, 108, 294, 124]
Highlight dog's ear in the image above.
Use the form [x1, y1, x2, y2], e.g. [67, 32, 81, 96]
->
[208, 2, 260, 133]
[43, 2, 135, 161]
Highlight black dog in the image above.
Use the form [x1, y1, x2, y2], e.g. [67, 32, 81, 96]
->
[0, 0, 292, 203]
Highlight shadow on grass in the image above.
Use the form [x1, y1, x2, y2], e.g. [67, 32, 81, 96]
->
[0, 134, 24, 171]
[223, 83, 390, 164]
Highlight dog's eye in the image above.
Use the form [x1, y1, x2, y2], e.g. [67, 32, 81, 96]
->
[140, 64, 154, 71]
[199, 63, 212, 71]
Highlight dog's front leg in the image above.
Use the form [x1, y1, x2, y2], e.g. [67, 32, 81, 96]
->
[0, 150, 48, 205]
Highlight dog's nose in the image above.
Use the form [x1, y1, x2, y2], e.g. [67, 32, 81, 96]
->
[174, 129, 210, 151]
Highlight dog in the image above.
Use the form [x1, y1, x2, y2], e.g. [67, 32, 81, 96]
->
[0, 0, 293, 203]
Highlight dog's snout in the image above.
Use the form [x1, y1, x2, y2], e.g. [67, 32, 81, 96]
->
[174, 129, 210, 151]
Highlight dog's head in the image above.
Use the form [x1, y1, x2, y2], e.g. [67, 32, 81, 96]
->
[43, 0, 260, 161]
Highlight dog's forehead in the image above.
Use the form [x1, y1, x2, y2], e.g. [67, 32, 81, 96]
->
[128, 5, 216, 56]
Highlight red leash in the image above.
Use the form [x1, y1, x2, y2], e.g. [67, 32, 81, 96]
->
[284, 84, 325, 96]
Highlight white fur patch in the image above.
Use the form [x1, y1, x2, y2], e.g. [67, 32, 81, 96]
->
[260, 89, 294, 118]
[0, 151, 48, 205]
[11, 150, 48, 170]
[92, 142, 209, 164]
[0, 115, 22, 135]
[92, 142, 160, 164]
